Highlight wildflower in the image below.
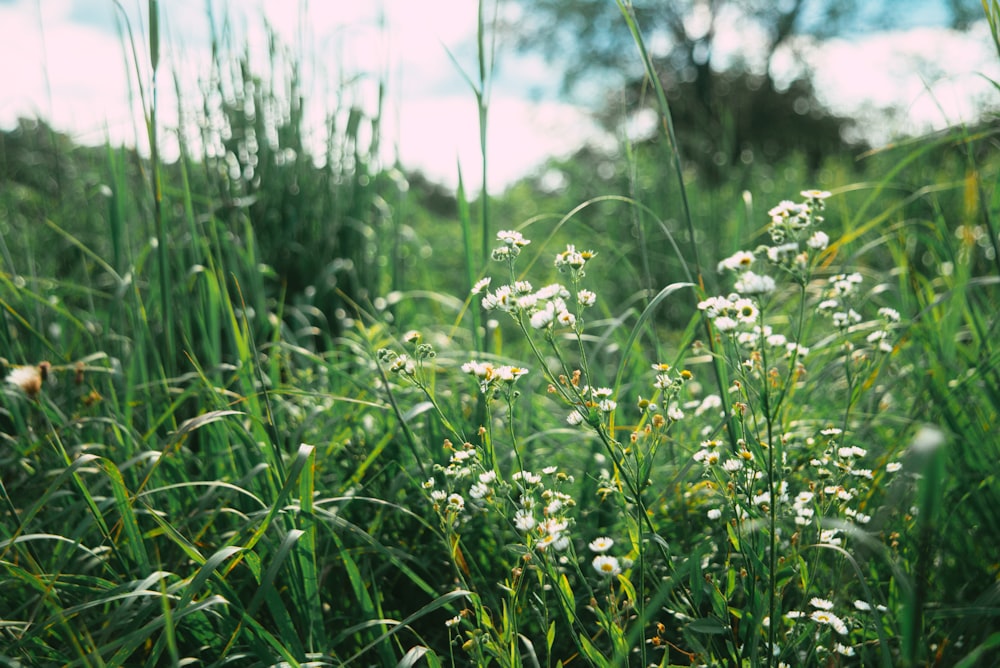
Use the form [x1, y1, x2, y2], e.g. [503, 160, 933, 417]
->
[807, 230, 830, 250]
[497, 230, 530, 247]
[810, 610, 848, 635]
[447, 494, 465, 512]
[389, 355, 416, 375]
[733, 298, 758, 324]
[829, 272, 864, 297]
[592, 555, 622, 577]
[577, 289, 596, 306]
[554, 244, 595, 270]
[801, 189, 832, 201]
[514, 509, 536, 532]
[530, 304, 555, 329]
[878, 306, 901, 322]
[495, 365, 529, 383]
[6, 365, 43, 398]
[707, 508, 723, 520]
[469, 482, 489, 499]
[566, 410, 585, 426]
[819, 529, 842, 546]
[717, 250, 756, 273]
[734, 271, 776, 295]
[810, 597, 835, 610]
[512, 471, 542, 486]
[766, 242, 800, 264]
[886, 461, 902, 473]
[445, 615, 462, 628]
[697, 295, 733, 318]
[462, 360, 491, 377]
[694, 395, 722, 417]
[471, 276, 492, 294]
[835, 643, 856, 656]
[556, 311, 576, 328]
[713, 316, 739, 332]
[589, 536, 615, 553]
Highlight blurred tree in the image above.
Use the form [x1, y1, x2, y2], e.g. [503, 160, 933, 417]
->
[502, 0, 981, 176]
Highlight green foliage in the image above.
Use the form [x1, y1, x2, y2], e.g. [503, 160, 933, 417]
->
[2, 1, 999, 666]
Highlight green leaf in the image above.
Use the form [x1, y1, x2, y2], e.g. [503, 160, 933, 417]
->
[687, 617, 729, 635]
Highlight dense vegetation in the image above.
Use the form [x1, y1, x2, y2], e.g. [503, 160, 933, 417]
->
[2, 1, 999, 666]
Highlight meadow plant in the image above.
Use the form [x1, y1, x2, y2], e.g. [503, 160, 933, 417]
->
[378, 189, 915, 666]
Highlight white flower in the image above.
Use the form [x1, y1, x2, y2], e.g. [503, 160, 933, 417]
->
[717, 250, 756, 272]
[471, 277, 492, 294]
[566, 410, 585, 426]
[810, 610, 848, 635]
[810, 597, 835, 610]
[801, 189, 831, 201]
[807, 231, 830, 250]
[469, 482, 489, 499]
[795, 491, 814, 505]
[445, 615, 462, 628]
[713, 316, 739, 332]
[697, 295, 732, 318]
[577, 289, 596, 306]
[513, 471, 542, 485]
[819, 529, 842, 546]
[447, 494, 465, 512]
[598, 399, 617, 413]
[733, 298, 758, 324]
[707, 508, 722, 520]
[734, 271, 776, 295]
[495, 365, 529, 382]
[835, 643, 855, 656]
[530, 305, 555, 329]
[766, 242, 800, 263]
[589, 537, 615, 553]
[497, 230, 530, 247]
[592, 555, 621, 577]
[513, 509, 535, 531]
[886, 461, 902, 473]
[878, 306, 901, 322]
[556, 311, 576, 327]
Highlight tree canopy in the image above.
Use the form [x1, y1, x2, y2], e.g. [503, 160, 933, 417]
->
[501, 0, 982, 176]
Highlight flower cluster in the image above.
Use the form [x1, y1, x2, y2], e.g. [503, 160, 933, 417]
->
[475, 234, 603, 344]
[461, 360, 529, 396]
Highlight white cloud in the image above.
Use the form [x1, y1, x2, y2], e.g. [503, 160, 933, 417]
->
[791, 22, 1000, 141]
[2, 1, 997, 189]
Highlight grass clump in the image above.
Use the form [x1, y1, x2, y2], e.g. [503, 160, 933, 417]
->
[2, 0, 1000, 666]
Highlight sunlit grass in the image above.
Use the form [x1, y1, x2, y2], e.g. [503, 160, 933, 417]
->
[1, 1, 999, 666]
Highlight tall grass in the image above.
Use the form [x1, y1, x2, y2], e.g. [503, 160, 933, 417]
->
[2, 1, 999, 666]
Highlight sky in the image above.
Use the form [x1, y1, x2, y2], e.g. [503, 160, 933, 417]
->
[1, 0, 998, 191]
